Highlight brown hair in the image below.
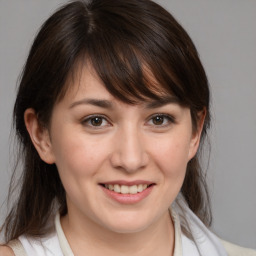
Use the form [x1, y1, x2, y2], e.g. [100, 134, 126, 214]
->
[1, 0, 211, 242]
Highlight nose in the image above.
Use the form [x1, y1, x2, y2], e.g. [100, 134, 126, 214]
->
[110, 126, 149, 173]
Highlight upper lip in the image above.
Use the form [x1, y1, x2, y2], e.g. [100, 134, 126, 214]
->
[100, 180, 155, 186]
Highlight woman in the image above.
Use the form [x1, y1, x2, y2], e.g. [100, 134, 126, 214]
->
[0, 0, 255, 255]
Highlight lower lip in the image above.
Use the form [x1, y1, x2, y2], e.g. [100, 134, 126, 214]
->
[100, 185, 154, 204]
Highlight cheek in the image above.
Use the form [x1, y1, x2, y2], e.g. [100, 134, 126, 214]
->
[51, 129, 109, 178]
[51, 133, 110, 205]
[147, 136, 190, 210]
[151, 137, 190, 176]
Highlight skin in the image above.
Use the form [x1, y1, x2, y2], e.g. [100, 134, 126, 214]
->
[0, 246, 14, 256]
[21, 65, 204, 256]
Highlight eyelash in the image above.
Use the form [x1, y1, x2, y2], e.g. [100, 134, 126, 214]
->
[82, 114, 110, 128]
[81, 114, 175, 129]
[146, 114, 176, 127]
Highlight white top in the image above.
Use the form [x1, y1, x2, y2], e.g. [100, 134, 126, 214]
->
[9, 199, 256, 256]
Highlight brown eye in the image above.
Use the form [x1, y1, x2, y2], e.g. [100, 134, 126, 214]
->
[152, 116, 164, 125]
[147, 114, 175, 128]
[82, 115, 109, 128]
[90, 117, 103, 126]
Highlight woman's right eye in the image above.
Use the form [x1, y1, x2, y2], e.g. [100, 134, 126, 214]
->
[82, 115, 110, 128]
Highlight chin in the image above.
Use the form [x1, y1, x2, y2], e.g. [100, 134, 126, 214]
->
[107, 222, 150, 234]
[99, 212, 155, 234]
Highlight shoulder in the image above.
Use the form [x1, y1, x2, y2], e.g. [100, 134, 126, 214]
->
[221, 239, 256, 256]
[0, 245, 15, 256]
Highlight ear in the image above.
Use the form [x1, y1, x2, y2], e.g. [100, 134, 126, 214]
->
[188, 109, 206, 161]
[24, 108, 55, 164]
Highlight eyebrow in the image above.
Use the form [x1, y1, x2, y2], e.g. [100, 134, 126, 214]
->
[69, 99, 113, 109]
[69, 96, 179, 109]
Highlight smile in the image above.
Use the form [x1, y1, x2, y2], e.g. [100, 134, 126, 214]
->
[100, 181, 155, 204]
[104, 184, 149, 194]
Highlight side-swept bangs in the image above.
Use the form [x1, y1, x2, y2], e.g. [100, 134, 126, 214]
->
[65, 0, 210, 130]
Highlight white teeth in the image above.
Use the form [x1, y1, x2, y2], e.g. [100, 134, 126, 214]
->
[121, 185, 129, 194]
[108, 184, 114, 191]
[105, 184, 150, 194]
[114, 184, 121, 193]
[137, 184, 143, 192]
[129, 185, 138, 194]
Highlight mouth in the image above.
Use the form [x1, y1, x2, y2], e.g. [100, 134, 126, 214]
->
[99, 181, 155, 204]
[100, 183, 154, 195]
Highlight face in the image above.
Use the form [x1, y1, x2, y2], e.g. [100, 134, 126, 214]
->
[27, 66, 202, 234]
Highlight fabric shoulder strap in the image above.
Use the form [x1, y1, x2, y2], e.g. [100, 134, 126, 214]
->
[7, 239, 27, 256]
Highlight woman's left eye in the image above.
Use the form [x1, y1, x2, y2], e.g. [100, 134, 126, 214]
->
[82, 115, 110, 128]
[147, 114, 175, 127]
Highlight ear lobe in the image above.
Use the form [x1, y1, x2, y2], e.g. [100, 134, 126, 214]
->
[24, 108, 55, 164]
[188, 109, 206, 160]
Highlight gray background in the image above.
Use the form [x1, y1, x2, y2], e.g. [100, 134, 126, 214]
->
[0, 0, 255, 249]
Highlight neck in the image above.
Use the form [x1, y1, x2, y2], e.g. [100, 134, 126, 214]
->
[61, 209, 175, 256]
